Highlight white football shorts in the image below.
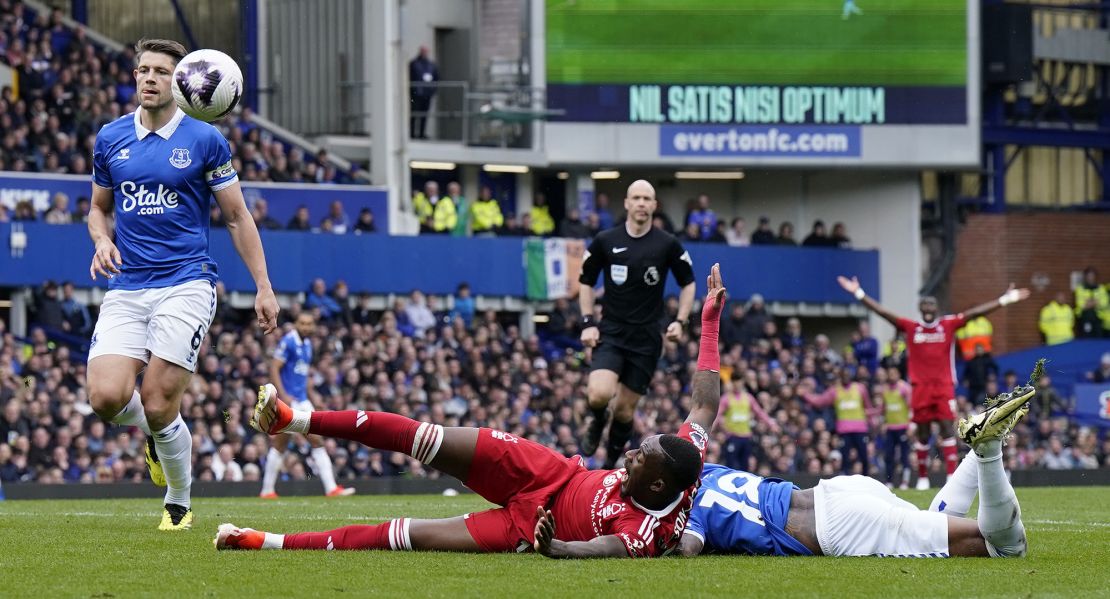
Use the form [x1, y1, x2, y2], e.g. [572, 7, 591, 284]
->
[291, 398, 315, 413]
[814, 475, 950, 558]
[88, 279, 217, 372]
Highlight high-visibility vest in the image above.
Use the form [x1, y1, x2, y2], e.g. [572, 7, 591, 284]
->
[413, 193, 434, 224]
[530, 205, 555, 235]
[834, 383, 866, 423]
[720, 391, 754, 437]
[432, 196, 457, 232]
[882, 386, 910, 427]
[1039, 301, 1075, 345]
[471, 199, 504, 232]
[1075, 284, 1110, 329]
[956, 316, 993, 360]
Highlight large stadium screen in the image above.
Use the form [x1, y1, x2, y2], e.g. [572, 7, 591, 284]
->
[545, 0, 978, 166]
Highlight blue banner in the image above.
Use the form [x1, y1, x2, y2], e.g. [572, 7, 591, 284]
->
[1075, 384, 1110, 428]
[0, 224, 881, 303]
[660, 125, 861, 158]
[0, 172, 388, 230]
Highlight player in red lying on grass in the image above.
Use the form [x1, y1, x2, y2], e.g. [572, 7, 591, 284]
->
[215, 263, 728, 558]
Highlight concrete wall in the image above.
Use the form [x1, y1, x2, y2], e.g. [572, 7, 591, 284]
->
[399, 0, 475, 61]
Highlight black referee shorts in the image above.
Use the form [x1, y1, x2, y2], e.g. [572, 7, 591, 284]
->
[590, 326, 662, 396]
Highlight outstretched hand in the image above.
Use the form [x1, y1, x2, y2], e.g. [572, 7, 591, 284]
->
[534, 506, 556, 555]
[837, 275, 860, 294]
[1004, 283, 1031, 303]
[700, 263, 726, 321]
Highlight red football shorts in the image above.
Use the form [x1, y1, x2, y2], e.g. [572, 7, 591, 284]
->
[910, 381, 956, 424]
[462, 428, 584, 552]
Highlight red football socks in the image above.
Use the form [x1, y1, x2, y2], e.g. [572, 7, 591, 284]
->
[940, 437, 959, 476]
[309, 410, 420, 454]
[915, 442, 930, 479]
[283, 519, 412, 550]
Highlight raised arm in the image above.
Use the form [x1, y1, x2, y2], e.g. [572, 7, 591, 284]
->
[685, 263, 727, 432]
[837, 275, 900, 327]
[962, 283, 1031, 320]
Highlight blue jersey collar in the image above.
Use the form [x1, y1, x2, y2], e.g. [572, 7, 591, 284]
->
[134, 107, 186, 140]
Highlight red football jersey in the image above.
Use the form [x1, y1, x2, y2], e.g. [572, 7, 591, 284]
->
[896, 314, 967, 386]
[549, 422, 708, 557]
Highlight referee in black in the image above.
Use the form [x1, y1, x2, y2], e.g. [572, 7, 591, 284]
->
[579, 179, 696, 468]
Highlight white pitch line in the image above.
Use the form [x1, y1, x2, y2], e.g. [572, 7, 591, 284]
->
[1027, 519, 1110, 528]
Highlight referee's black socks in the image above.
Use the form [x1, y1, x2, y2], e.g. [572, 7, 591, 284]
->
[590, 404, 607, 422]
[606, 417, 634, 466]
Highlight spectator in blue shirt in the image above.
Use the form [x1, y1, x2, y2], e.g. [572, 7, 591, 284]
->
[594, 192, 614, 231]
[449, 282, 476, 328]
[304, 278, 341, 321]
[850, 320, 880, 375]
[686, 193, 718, 240]
[60, 281, 91, 337]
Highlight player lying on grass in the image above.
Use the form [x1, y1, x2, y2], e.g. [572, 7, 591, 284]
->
[215, 264, 728, 558]
[677, 362, 1044, 559]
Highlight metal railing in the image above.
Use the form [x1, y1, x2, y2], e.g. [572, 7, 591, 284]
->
[409, 81, 561, 149]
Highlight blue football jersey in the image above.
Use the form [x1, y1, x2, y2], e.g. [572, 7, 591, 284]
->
[686, 463, 813, 556]
[92, 109, 238, 290]
[274, 330, 312, 402]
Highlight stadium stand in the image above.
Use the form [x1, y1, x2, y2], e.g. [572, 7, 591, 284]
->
[0, 1, 357, 191]
[2, 275, 1107, 487]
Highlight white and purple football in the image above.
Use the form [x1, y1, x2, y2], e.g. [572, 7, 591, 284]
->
[171, 49, 243, 122]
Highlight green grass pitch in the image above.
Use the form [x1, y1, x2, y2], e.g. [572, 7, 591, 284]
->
[546, 0, 967, 86]
[1, 487, 1107, 598]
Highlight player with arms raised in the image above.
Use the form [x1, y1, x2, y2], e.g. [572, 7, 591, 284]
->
[86, 38, 278, 530]
[836, 275, 1029, 489]
[259, 312, 354, 498]
[215, 264, 727, 557]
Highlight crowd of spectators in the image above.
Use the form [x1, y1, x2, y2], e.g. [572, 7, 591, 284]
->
[2, 276, 1108, 488]
[412, 181, 854, 251]
[0, 0, 357, 220]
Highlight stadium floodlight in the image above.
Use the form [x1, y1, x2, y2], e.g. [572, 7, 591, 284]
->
[482, 164, 530, 174]
[674, 171, 745, 180]
[590, 170, 621, 179]
[409, 161, 457, 170]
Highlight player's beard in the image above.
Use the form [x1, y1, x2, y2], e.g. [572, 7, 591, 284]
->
[141, 89, 174, 113]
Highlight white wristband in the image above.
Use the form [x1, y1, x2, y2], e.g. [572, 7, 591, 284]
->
[999, 289, 1021, 306]
[853, 288, 866, 300]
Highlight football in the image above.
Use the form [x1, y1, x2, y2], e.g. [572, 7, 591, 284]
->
[171, 48, 243, 122]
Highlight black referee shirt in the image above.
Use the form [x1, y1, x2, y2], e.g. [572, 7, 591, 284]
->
[579, 225, 695, 327]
